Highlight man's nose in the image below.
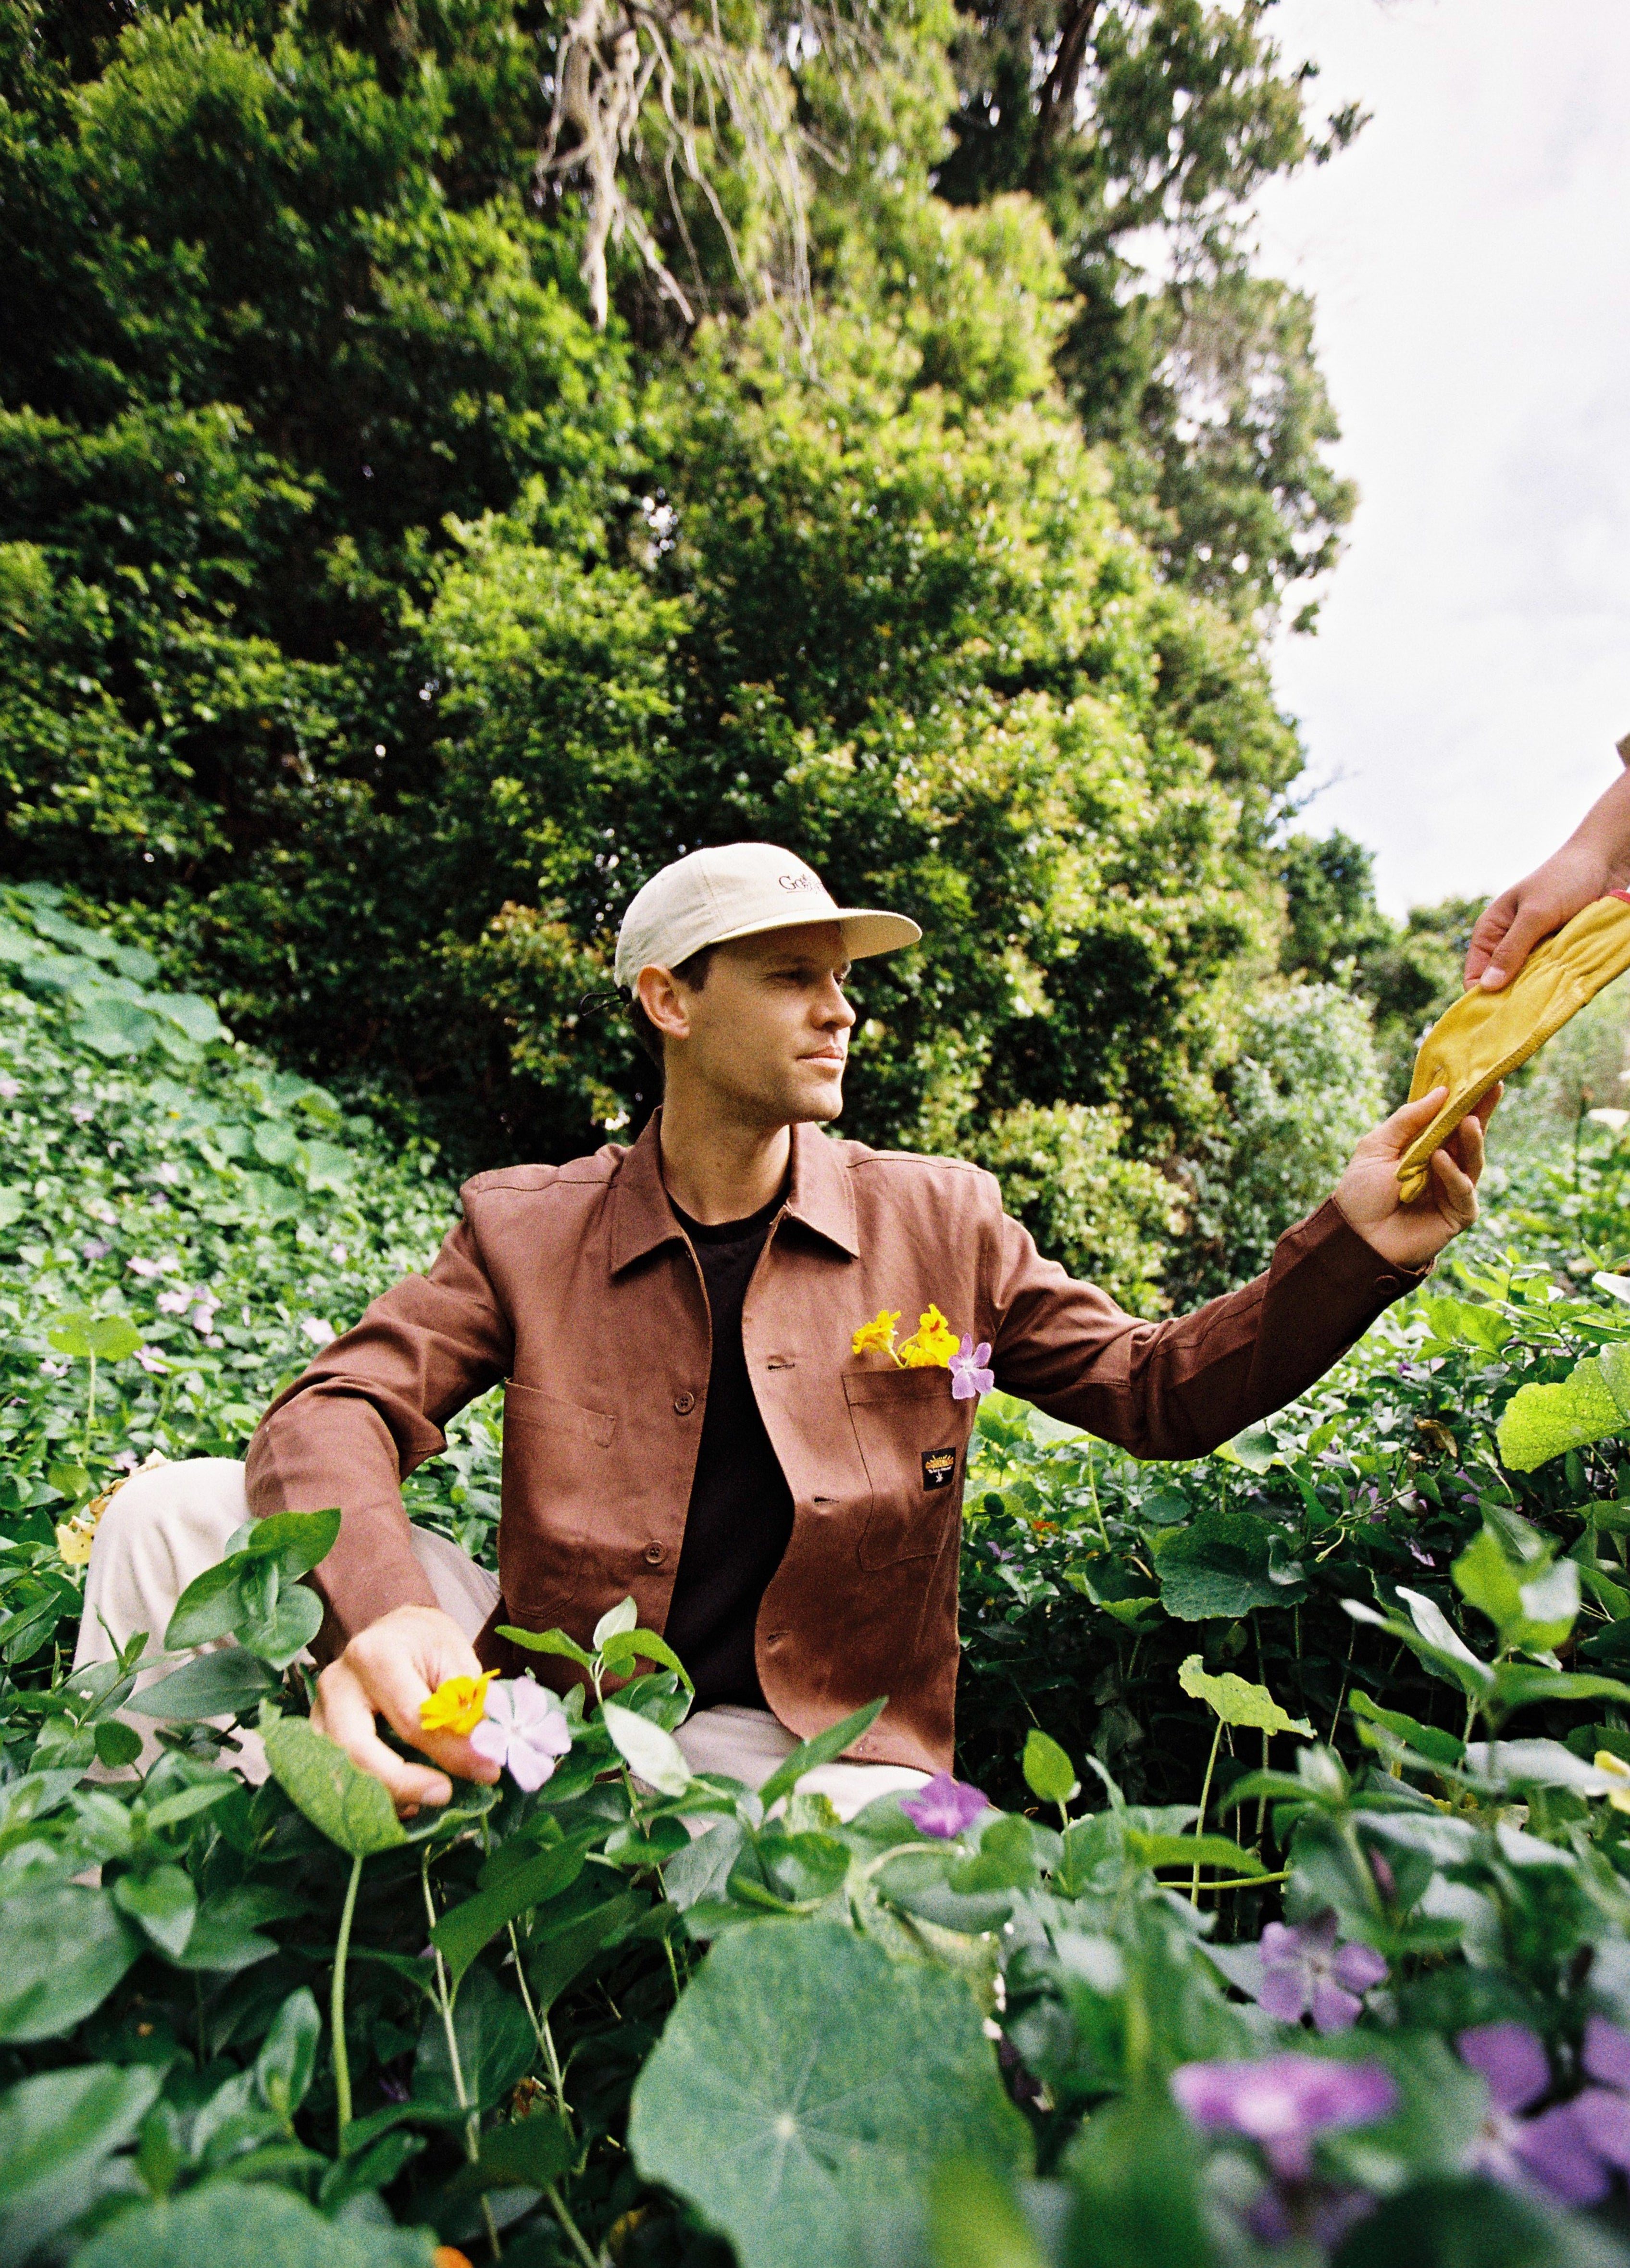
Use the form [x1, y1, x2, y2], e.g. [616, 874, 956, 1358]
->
[819, 980, 856, 1029]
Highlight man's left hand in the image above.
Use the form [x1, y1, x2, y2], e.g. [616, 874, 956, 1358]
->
[1332, 1084, 1501, 1274]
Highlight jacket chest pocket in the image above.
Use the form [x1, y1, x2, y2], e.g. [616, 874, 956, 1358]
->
[499, 1381, 617, 1615]
[842, 1367, 969, 1570]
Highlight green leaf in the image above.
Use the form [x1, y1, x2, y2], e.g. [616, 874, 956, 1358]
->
[94, 1719, 144, 1770]
[255, 1990, 321, 2123]
[236, 1508, 342, 1579]
[1176, 1655, 1313, 1737]
[112, 1864, 197, 1959]
[628, 1921, 1031, 2268]
[127, 1649, 282, 1720]
[259, 1707, 407, 1857]
[525, 1886, 647, 2012]
[0, 1886, 142, 2042]
[73, 2182, 435, 2268]
[593, 1595, 640, 1649]
[929, 2158, 1051, 2268]
[431, 1838, 594, 1990]
[756, 1699, 887, 1812]
[1498, 1357, 1628, 1472]
[1065, 2094, 1217, 2268]
[1154, 1507, 1303, 1620]
[495, 1624, 596, 1670]
[45, 1309, 95, 1359]
[434, 2109, 572, 2209]
[600, 1627, 695, 1688]
[413, 1965, 535, 2113]
[0, 2063, 163, 2264]
[1221, 1425, 1279, 1473]
[602, 1700, 691, 1796]
[1348, 1691, 1467, 1768]
[1452, 1527, 1525, 1636]
[1125, 1831, 1267, 1877]
[1022, 1727, 1081, 1805]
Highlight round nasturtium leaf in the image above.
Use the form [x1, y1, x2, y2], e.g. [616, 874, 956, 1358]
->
[628, 1920, 1032, 2268]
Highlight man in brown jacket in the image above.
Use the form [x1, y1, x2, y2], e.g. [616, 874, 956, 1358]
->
[80, 842, 1493, 1816]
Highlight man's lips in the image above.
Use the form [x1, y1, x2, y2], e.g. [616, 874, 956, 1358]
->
[801, 1048, 846, 1067]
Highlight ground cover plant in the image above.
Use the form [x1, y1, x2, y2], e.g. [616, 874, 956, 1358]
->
[16, 897, 1630, 2264]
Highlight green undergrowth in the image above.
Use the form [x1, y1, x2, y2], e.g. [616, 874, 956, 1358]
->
[14, 896, 1630, 2264]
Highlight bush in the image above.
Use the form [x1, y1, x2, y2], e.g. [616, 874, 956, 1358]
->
[1175, 980, 1386, 1300]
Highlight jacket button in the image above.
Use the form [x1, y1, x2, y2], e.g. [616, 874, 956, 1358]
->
[673, 1391, 696, 1415]
[644, 1542, 666, 1566]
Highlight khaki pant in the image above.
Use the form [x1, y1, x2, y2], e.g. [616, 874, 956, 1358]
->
[74, 1459, 928, 1820]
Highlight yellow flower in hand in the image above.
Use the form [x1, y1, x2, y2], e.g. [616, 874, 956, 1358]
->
[420, 1671, 496, 1738]
[852, 1308, 902, 1359]
[1596, 1751, 1630, 1814]
[900, 1304, 959, 1368]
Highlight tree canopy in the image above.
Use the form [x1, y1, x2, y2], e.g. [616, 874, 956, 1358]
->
[1, 0, 1366, 1246]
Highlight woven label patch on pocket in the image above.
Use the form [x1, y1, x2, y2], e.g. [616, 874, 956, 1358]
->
[921, 1447, 957, 1491]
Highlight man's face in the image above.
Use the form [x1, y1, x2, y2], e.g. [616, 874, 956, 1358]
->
[647, 922, 857, 1127]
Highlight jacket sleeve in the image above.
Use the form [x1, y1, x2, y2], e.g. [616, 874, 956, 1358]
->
[244, 1214, 513, 1647]
[986, 1197, 1427, 1459]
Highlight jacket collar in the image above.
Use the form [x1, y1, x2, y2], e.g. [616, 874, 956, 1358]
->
[609, 1113, 859, 1274]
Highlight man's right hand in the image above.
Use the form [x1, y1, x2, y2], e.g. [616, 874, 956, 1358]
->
[311, 1603, 502, 1815]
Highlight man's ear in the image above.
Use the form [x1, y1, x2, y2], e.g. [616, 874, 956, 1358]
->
[636, 964, 691, 1044]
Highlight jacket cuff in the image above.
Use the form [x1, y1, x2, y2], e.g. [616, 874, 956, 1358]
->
[1300, 1195, 1434, 1303]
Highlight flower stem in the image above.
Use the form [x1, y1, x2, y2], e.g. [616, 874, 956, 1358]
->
[331, 1851, 363, 2135]
[1190, 1719, 1224, 1907]
[83, 1349, 98, 1463]
[508, 1919, 571, 2117]
[546, 2183, 600, 2268]
[421, 1851, 502, 2260]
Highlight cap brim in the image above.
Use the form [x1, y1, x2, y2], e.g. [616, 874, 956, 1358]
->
[704, 906, 922, 960]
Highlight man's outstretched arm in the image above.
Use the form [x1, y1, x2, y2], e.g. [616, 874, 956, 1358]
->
[1465, 741, 1630, 992]
[987, 1084, 1496, 1461]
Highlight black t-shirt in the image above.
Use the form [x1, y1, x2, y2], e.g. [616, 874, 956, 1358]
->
[661, 1188, 796, 1709]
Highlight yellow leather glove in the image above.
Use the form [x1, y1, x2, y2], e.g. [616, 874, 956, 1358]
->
[1399, 892, 1630, 1202]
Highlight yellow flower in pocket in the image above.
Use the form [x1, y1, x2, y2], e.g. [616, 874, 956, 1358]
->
[899, 1305, 958, 1368]
[851, 1308, 902, 1358]
[420, 1671, 496, 1737]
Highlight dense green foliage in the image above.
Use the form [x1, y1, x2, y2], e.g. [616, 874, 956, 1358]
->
[1, 0, 1364, 1196]
[11, 861, 1630, 2268]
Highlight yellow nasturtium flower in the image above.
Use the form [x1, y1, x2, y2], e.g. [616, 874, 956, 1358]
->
[420, 1671, 496, 1738]
[1596, 1751, 1630, 1815]
[851, 1308, 901, 1358]
[899, 1305, 959, 1369]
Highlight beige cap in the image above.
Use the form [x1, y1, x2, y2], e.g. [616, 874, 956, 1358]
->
[613, 842, 921, 989]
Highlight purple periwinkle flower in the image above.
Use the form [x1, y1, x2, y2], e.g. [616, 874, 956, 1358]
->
[469, 1679, 573, 1792]
[153, 1163, 181, 1185]
[156, 1288, 189, 1313]
[1170, 2054, 1398, 2181]
[1256, 1912, 1388, 2034]
[128, 1257, 161, 1279]
[0, 1076, 19, 1099]
[300, 1316, 336, 1346]
[949, 1335, 994, 1403]
[899, 1771, 991, 1840]
[69, 1103, 93, 1125]
[134, 1346, 168, 1375]
[1457, 2024, 1609, 2207]
[82, 1238, 111, 1261]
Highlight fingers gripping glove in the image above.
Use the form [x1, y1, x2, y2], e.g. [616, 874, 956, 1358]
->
[1398, 893, 1630, 1203]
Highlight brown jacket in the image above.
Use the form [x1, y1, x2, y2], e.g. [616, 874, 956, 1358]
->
[246, 1115, 1423, 1772]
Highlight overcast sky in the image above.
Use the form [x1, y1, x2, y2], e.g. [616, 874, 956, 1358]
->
[1250, 0, 1630, 914]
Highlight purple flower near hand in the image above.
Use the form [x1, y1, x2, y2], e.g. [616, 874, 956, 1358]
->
[1457, 2024, 1609, 2207]
[899, 1771, 990, 1840]
[469, 1679, 573, 1792]
[1256, 1911, 1388, 2035]
[1171, 2053, 1398, 2181]
[949, 1336, 994, 1402]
